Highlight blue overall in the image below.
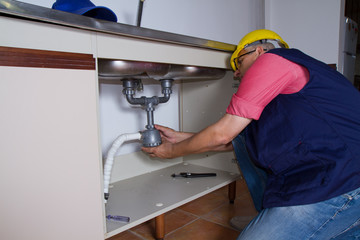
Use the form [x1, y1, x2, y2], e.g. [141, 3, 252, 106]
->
[232, 48, 360, 239]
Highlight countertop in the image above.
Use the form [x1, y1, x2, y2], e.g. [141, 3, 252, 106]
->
[0, 0, 236, 53]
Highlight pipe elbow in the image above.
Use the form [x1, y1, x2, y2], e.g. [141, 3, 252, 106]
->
[158, 94, 170, 103]
[126, 94, 145, 105]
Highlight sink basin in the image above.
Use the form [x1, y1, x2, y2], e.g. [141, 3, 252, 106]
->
[98, 59, 226, 81]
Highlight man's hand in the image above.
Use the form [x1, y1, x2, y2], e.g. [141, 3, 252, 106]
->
[155, 124, 194, 143]
[154, 125, 178, 144]
[142, 125, 193, 159]
[141, 138, 175, 159]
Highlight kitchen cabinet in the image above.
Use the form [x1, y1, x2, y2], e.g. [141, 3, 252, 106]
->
[0, 47, 104, 240]
[0, 2, 240, 239]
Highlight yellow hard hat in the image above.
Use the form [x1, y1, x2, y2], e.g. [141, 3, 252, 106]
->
[230, 29, 289, 71]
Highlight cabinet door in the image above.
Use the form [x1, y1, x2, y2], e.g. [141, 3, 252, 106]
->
[0, 47, 104, 240]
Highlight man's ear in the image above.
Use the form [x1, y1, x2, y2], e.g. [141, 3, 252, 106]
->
[256, 46, 266, 56]
[256, 46, 265, 55]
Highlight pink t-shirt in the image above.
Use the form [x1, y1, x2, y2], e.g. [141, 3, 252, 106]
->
[226, 53, 310, 120]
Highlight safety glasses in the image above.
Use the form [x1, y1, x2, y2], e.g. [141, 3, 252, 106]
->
[232, 49, 256, 71]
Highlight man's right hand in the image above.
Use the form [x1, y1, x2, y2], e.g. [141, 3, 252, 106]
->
[154, 124, 194, 144]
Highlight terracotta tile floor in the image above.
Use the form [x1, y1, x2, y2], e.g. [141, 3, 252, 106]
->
[108, 179, 258, 240]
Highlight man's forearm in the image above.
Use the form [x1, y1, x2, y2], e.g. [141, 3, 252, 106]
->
[171, 115, 250, 158]
[171, 124, 230, 158]
[176, 131, 195, 142]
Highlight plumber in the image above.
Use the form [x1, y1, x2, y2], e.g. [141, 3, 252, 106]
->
[142, 29, 360, 239]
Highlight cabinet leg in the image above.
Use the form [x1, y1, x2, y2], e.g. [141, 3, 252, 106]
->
[155, 214, 165, 240]
[228, 181, 236, 204]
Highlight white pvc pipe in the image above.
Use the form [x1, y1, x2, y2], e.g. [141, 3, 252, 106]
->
[103, 132, 142, 203]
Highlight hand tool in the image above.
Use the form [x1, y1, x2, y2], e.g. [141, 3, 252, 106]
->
[171, 172, 217, 178]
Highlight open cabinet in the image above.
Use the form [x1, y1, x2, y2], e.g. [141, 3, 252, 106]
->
[98, 60, 240, 238]
[0, 2, 241, 240]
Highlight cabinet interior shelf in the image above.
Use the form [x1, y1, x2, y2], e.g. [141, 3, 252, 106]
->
[105, 162, 240, 238]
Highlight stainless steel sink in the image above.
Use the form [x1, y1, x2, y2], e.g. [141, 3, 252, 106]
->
[98, 59, 226, 81]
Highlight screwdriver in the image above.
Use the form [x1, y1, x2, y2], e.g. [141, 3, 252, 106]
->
[171, 172, 217, 178]
[106, 215, 130, 222]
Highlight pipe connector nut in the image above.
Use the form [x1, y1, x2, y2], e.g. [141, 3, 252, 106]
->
[141, 129, 162, 147]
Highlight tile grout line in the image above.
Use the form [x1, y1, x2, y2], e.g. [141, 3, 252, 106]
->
[164, 216, 201, 238]
[128, 230, 149, 240]
[199, 201, 241, 231]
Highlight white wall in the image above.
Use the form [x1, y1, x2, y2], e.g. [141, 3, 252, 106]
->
[140, 0, 264, 44]
[265, 0, 343, 65]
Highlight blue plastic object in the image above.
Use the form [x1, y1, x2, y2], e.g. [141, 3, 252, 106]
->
[106, 215, 130, 222]
[52, 0, 117, 22]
